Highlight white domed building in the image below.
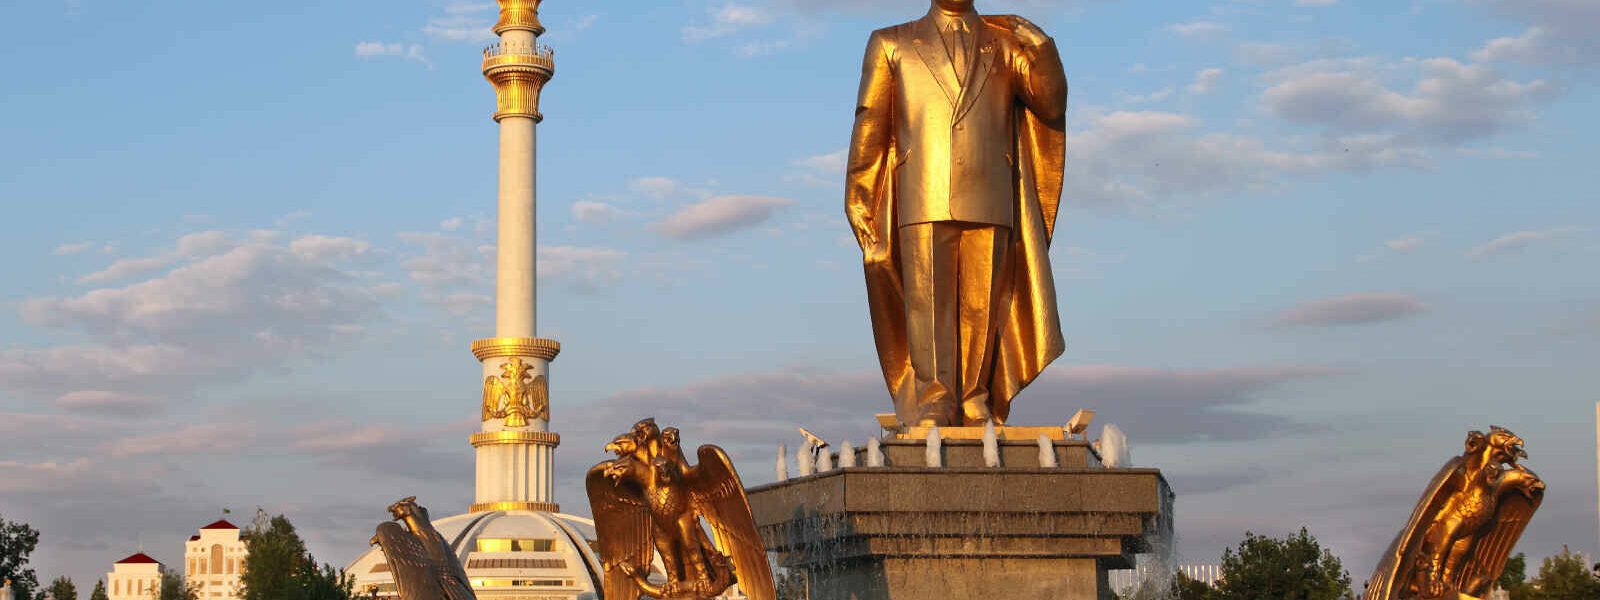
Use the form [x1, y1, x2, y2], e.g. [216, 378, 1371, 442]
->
[345, 1, 606, 597]
[345, 510, 604, 600]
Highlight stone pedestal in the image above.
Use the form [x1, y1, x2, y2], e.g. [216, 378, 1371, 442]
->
[747, 436, 1172, 600]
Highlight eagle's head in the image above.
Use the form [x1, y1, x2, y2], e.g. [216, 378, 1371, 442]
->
[386, 496, 425, 522]
[631, 418, 660, 445]
[604, 433, 638, 457]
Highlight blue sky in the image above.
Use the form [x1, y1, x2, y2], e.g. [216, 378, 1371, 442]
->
[2, 0, 1598, 590]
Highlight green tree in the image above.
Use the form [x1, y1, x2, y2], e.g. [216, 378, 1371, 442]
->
[157, 570, 195, 600]
[0, 515, 41, 600]
[47, 577, 76, 600]
[1498, 552, 1533, 599]
[1171, 572, 1215, 600]
[1526, 547, 1600, 600]
[1211, 527, 1352, 600]
[88, 580, 107, 600]
[239, 509, 352, 600]
[1500, 552, 1528, 589]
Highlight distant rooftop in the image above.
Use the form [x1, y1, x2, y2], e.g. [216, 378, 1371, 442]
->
[200, 519, 238, 530]
[115, 553, 160, 565]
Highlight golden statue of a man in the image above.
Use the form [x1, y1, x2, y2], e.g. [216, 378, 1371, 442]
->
[846, 0, 1066, 427]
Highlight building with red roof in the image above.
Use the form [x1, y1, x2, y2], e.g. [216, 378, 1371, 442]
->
[106, 552, 161, 600]
[185, 518, 246, 600]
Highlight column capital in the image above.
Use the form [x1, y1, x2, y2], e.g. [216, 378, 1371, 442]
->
[472, 336, 561, 361]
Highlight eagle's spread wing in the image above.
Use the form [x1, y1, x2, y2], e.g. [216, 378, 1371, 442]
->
[1363, 457, 1464, 600]
[373, 521, 446, 600]
[481, 376, 503, 421]
[687, 445, 776, 600]
[530, 375, 549, 420]
[586, 461, 652, 600]
[1457, 475, 1544, 595]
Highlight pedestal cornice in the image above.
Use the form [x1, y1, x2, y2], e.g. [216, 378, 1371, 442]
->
[472, 336, 561, 361]
[469, 500, 561, 514]
[470, 430, 561, 447]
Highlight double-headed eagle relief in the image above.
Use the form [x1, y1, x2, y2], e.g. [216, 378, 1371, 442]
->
[586, 419, 776, 600]
[481, 357, 548, 427]
[369, 497, 475, 600]
[1365, 426, 1545, 600]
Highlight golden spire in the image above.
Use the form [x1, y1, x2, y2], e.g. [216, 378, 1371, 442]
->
[493, 0, 544, 36]
[482, 0, 553, 122]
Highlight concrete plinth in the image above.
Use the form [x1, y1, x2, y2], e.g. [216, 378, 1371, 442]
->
[747, 437, 1172, 600]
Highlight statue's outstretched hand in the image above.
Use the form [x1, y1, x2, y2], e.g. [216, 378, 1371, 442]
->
[1005, 15, 1050, 48]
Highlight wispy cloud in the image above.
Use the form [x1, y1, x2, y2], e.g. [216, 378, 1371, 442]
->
[1466, 226, 1584, 259]
[1265, 292, 1428, 328]
[651, 195, 794, 240]
[682, 3, 775, 42]
[1168, 20, 1229, 40]
[1187, 67, 1224, 94]
[354, 42, 429, 67]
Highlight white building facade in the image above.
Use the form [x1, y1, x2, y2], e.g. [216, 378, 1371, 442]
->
[106, 553, 161, 600]
[184, 519, 246, 600]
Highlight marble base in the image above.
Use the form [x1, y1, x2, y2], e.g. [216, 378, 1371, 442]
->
[748, 438, 1172, 600]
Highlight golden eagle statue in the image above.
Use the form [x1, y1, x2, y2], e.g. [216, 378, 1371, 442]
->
[1364, 426, 1545, 600]
[369, 497, 475, 600]
[481, 357, 548, 427]
[585, 418, 776, 600]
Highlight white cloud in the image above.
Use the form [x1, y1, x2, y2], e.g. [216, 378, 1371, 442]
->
[796, 150, 846, 175]
[423, 3, 496, 43]
[571, 201, 627, 224]
[1065, 110, 1414, 213]
[7, 233, 388, 401]
[683, 3, 776, 42]
[539, 246, 629, 292]
[1168, 20, 1229, 40]
[1466, 226, 1584, 260]
[106, 423, 253, 458]
[53, 390, 163, 416]
[1470, 0, 1600, 66]
[1357, 233, 1429, 262]
[651, 195, 794, 240]
[0, 459, 93, 494]
[1187, 67, 1224, 94]
[787, 149, 847, 187]
[630, 176, 688, 199]
[289, 234, 371, 262]
[53, 241, 96, 256]
[1385, 236, 1426, 252]
[1121, 87, 1175, 104]
[1266, 292, 1429, 328]
[1263, 57, 1560, 146]
[355, 42, 428, 66]
[78, 255, 174, 284]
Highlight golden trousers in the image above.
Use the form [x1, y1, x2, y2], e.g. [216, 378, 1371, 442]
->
[897, 221, 1015, 425]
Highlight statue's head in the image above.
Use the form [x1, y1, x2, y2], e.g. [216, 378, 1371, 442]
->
[661, 427, 680, 449]
[932, 0, 975, 12]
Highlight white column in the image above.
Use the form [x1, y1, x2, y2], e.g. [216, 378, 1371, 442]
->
[496, 114, 537, 338]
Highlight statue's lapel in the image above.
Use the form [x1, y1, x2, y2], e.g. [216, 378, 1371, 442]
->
[910, 17, 959, 109]
[953, 23, 997, 124]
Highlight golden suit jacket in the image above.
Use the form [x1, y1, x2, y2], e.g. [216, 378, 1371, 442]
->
[845, 12, 1068, 423]
[849, 12, 1067, 227]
